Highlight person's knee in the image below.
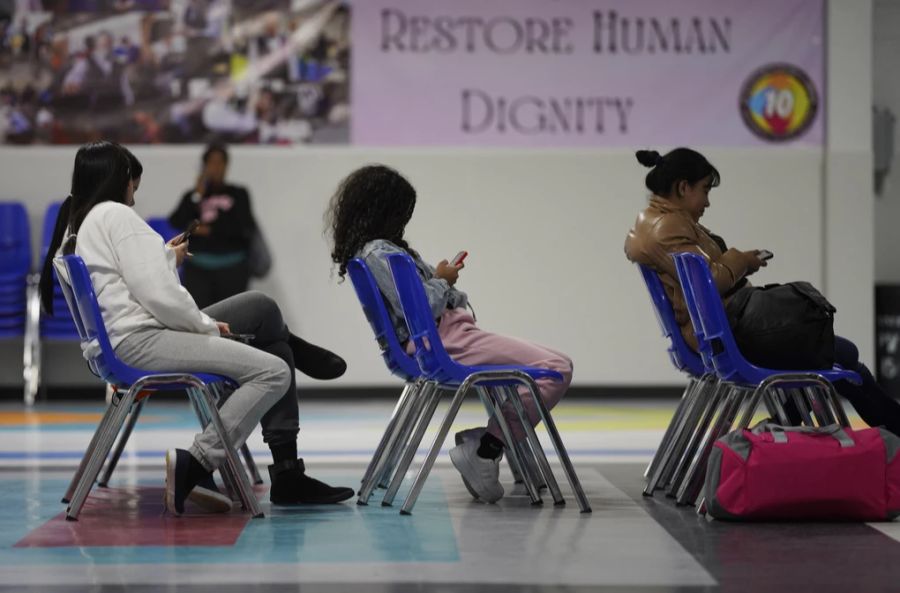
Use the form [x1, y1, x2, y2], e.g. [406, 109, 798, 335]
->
[834, 336, 860, 368]
[259, 359, 292, 400]
[552, 354, 574, 386]
[243, 290, 281, 320]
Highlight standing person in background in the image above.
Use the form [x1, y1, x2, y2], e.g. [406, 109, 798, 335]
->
[169, 142, 254, 309]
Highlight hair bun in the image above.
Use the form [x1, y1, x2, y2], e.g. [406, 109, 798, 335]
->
[635, 150, 663, 168]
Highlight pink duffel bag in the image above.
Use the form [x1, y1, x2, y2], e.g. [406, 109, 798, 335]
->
[705, 421, 900, 521]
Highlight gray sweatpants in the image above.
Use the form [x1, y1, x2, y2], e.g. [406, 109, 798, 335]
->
[115, 293, 292, 471]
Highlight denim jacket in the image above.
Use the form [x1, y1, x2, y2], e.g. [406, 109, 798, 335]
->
[358, 239, 469, 343]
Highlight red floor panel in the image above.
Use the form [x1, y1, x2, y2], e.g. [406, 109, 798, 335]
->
[14, 486, 252, 548]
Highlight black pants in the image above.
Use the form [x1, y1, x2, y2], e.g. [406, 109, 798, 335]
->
[183, 259, 251, 310]
[831, 336, 900, 436]
[202, 291, 298, 448]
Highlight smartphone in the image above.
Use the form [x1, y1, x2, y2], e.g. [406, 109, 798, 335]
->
[223, 333, 255, 343]
[177, 219, 200, 245]
[451, 250, 468, 266]
[758, 250, 774, 261]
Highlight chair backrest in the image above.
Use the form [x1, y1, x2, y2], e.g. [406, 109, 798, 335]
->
[671, 252, 752, 382]
[637, 264, 705, 377]
[58, 254, 143, 386]
[146, 217, 179, 243]
[347, 258, 421, 381]
[386, 252, 457, 381]
[0, 202, 31, 277]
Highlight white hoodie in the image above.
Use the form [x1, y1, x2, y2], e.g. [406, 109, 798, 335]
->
[54, 201, 219, 350]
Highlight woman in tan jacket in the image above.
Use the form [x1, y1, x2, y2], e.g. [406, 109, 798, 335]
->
[625, 147, 900, 436]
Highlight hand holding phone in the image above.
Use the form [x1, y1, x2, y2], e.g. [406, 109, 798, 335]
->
[757, 250, 774, 261]
[176, 219, 200, 245]
[451, 250, 468, 266]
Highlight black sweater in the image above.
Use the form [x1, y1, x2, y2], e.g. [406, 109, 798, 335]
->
[169, 183, 257, 254]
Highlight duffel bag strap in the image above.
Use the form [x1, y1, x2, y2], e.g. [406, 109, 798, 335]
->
[751, 421, 855, 448]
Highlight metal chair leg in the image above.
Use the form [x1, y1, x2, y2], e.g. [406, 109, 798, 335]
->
[675, 386, 745, 506]
[378, 383, 429, 489]
[645, 377, 697, 480]
[359, 380, 420, 500]
[399, 381, 473, 514]
[510, 375, 591, 513]
[98, 396, 146, 487]
[656, 377, 716, 492]
[665, 381, 727, 496]
[241, 444, 264, 485]
[645, 376, 713, 495]
[382, 383, 442, 507]
[358, 381, 429, 504]
[67, 388, 136, 520]
[195, 383, 263, 518]
[501, 383, 564, 506]
[483, 387, 542, 505]
[62, 397, 119, 504]
[476, 386, 527, 485]
[22, 275, 41, 407]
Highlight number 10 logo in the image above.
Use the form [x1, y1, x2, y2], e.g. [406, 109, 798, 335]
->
[740, 64, 819, 142]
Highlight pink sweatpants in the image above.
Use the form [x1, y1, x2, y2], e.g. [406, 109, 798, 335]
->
[410, 308, 573, 442]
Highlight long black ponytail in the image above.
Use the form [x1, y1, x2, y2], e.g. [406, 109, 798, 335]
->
[39, 142, 131, 315]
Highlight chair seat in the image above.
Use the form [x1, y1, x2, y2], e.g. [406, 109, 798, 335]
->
[429, 363, 564, 387]
[111, 372, 238, 393]
[730, 365, 862, 389]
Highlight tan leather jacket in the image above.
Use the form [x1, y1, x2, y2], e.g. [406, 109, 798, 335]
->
[624, 197, 751, 350]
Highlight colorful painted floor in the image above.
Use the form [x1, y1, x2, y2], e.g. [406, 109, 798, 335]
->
[0, 398, 897, 593]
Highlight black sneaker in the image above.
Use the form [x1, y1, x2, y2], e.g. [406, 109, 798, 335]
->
[288, 334, 347, 380]
[165, 449, 233, 516]
[268, 458, 354, 504]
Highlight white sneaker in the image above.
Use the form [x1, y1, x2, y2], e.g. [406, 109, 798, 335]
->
[449, 439, 504, 503]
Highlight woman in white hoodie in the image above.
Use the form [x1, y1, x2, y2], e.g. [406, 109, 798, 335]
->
[40, 142, 352, 515]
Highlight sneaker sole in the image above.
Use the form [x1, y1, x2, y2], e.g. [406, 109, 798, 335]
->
[271, 488, 355, 505]
[188, 486, 233, 513]
[449, 447, 504, 504]
[164, 449, 180, 516]
[454, 432, 481, 500]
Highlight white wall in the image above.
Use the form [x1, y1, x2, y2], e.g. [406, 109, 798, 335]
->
[874, 0, 900, 283]
[0, 0, 875, 389]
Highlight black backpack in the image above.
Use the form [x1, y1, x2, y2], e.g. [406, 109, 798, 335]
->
[725, 282, 836, 370]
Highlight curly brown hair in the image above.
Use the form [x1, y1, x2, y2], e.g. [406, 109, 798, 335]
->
[325, 164, 417, 278]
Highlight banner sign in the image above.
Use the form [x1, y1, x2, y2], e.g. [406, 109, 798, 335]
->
[0, 0, 822, 147]
[351, 0, 824, 147]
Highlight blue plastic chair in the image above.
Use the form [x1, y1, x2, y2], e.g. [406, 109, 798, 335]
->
[386, 252, 591, 514]
[55, 254, 263, 520]
[637, 264, 721, 496]
[0, 203, 30, 339]
[671, 251, 859, 508]
[346, 258, 433, 504]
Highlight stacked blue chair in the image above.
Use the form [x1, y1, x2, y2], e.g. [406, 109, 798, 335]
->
[671, 251, 858, 509]
[0, 203, 30, 338]
[23, 202, 79, 405]
[348, 258, 531, 506]
[637, 264, 720, 496]
[55, 254, 263, 520]
[387, 252, 591, 514]
[346, 258, 431, 505]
